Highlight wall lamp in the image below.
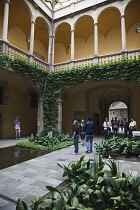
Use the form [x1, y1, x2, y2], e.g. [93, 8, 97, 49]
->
[26, 36, 30, 42]
[136, 26, 140, 33]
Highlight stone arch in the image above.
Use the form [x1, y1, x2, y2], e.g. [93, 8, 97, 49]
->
[22, 0, 33, 21]
[84, 84, 132, 132]
[35, 16, 50, 31]
[74, 14, 94, 27]
[97, 6, 121, 22]
[54, 21, 71, 34]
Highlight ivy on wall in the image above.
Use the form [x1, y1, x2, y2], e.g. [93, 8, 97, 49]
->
[0, 52, 140, 129]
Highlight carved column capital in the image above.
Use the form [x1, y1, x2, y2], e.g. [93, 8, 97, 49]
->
[4, 0, 10, 4]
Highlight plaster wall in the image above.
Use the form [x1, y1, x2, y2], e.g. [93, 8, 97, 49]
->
[54, 43, 70, 63]
[0, 83, 37, 138]
[34, 39, 48, 62]
[62, 90, 85, 134]
[8, 26, 28, 52]
[75, 35, 94, 60]
[127, 23, 140, 50]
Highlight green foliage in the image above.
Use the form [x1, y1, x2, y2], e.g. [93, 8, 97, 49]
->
[16, 135, 73, 151]
[0, 52, 140, 128]
[94, 137, 140, 158]
[16, 156, 140, 210]
[16, 141, 49, 151]
[40, 127, 61, 137]
[28, 133, 71, 146]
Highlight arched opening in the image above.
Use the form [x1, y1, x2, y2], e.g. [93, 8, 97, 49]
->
[54, 23, 71, 63]
[75, 16, 94, 59]
[8, 0, 31, 52]
[34, 17, 49, 62]
[125, 0, 140, 51]
[109, 101, 128, 132]
[98, 8, 121, 55]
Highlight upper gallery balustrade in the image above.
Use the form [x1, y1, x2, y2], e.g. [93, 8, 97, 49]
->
[0, 40, 139, 71]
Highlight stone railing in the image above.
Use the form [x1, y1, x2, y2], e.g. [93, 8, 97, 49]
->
[0, 40, 49, 71]
[8, 43, 30, 61]
[34, 57, 49, 70]
[0, 40, 139, 72]
[54, 49, 140, 71]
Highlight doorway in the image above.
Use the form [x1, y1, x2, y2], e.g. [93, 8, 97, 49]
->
[99, 97, 130, 132]
[109, 101, 128, 131]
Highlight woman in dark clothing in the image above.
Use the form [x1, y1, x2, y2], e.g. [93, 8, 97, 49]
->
[72, 120, 80, 155]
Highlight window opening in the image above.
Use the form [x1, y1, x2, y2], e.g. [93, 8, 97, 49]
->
[0, 86, 3, 105]
[31, 92, 38, 108]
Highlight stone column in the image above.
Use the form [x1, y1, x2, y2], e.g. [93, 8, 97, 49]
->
[58, 97, 63, 133]
[29, 21, 35, 54]
[121, 15, 127, 59]
[37, 96, 44, 135]
[48, 35, 52, 66]
[94, 22, 98, 63]
[37, 97, 43, 134]
[94, 22, 98, 56]
[70, 29, 75, 68]
[48, 34, 55, 72]
[2, 0, 10, 42]
[71, 29, 75, 60]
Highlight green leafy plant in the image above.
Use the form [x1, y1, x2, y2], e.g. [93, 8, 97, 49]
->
[94, 137, 140, 158]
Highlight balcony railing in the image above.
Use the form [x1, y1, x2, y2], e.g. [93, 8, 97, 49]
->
[0, 39, 139, 72]
[0, 40, 49, 71]
[54, 49, 140, 71]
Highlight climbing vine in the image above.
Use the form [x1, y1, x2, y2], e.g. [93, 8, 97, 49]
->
[0, 52, 140, 129]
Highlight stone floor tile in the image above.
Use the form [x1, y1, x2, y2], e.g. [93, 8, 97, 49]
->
[15, 183, 33, 192]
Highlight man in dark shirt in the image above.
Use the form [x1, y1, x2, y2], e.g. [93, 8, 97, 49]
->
[85, 116, 94, 153]
[124, 118, 129, 137]
[72, 120, 80, 155]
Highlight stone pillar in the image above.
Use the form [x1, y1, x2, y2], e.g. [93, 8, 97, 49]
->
[48, 35, 52, 65]
[94, 22, 98, 56]
[29, 21, 35, 54]
[70, 29, 75, 68]
[48, 34, 54, 72]
[37, 96, 44, 135]
[121, 15, 127, 59]
[2, 0, 10, 42]
[94, 22, 99, 64]
[71, 29, 75, 60]
[58, 97, 63, 133]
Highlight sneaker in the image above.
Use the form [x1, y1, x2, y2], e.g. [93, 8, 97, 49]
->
[72, 152, 79, 155]
[86, 149, 90, 154]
